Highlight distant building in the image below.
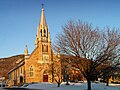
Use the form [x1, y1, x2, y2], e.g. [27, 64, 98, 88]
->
[7, 5, 61, 87]
[60, 55, 85, 82]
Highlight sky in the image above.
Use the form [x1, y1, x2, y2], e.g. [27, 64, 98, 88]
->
[0, 0, 120, 58]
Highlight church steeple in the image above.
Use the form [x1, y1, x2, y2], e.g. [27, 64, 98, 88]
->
[35, 4, 50, 47]
[39, 4, 48, 29]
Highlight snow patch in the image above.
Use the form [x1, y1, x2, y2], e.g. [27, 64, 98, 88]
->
[22, 82, 120, 90]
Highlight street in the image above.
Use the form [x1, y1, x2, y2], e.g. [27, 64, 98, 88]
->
[1, 87, 42, 90]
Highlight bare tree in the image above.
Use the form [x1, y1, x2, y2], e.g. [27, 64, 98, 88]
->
[53, 60, 62, 87]
[49, 56, 62, 87]
[55, 20, 120, 90]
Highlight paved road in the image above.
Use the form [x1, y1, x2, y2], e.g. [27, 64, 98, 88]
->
[1, 88, 42, 90]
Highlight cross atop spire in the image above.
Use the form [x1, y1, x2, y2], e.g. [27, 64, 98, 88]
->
[42, 3, 44, 8]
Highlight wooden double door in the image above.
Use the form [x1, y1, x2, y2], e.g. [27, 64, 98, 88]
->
[43, 75, 48, 82]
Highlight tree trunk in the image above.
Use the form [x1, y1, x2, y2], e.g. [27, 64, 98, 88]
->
[57, 82, 60, 87]
[66, 74, 69, 85]
[87, 79, 91, 90]
[106, 77, 109, 86]
[66, 81, 69, 85]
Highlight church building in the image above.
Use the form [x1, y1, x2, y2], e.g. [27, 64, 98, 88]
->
[7, 5, 61, 86]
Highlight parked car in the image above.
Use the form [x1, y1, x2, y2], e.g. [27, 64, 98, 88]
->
[0, 82, 6, 88]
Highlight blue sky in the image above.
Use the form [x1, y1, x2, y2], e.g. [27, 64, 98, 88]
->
[0, 0, 120, 58]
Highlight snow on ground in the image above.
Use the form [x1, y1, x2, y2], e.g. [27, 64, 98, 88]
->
[23, 82, 120, 90]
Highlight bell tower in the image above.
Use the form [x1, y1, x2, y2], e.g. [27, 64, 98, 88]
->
[35, 4, 51, 47]
[34, 4, 52, 65]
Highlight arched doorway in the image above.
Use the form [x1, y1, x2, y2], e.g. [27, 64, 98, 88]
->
[43, 70, 48, 82]
[20, 76, 23, 83]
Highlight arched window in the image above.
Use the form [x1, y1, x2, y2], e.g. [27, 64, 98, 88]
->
[41, 29, 42, 36]
[44, 29, 46, 36]
[30, 66, 34, 77]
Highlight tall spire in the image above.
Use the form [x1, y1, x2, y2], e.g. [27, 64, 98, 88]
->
[39, 4, 48, 29]
[35, 4, 50, 47]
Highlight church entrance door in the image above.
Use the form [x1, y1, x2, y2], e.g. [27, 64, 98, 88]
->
[43, 75, 48, 82]
[20, 76, 23, 83]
